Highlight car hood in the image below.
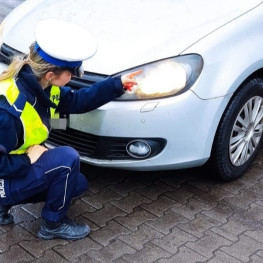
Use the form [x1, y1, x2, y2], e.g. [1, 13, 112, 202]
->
[1, 0, 262, 74]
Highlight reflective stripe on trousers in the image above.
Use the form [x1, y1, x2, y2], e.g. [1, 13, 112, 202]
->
[8, 146, 88, 222]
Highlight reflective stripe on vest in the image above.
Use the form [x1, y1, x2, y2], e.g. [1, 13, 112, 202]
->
[0, 78, 59, 154]
[50, 85, 60, 119]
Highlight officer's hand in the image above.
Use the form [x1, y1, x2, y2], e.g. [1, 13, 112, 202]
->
[121, 70, 143, 91]
[26, 145, 48, 164]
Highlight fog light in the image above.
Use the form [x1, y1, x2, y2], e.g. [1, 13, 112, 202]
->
[126, 140, 151, 158]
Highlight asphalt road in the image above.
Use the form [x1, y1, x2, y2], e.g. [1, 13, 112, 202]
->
[1, 1, 263, 263]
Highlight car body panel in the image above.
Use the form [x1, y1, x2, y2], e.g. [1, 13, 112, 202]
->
[67, 89, 232, 170]
[1, 0, 262, 75]
[186, 4, 263, 99]
[0, 62, 7, 75]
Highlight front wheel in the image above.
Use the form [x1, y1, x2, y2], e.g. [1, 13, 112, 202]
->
[211, 78, 263, 181]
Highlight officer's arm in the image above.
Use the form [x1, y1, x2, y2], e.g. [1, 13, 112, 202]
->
[0, 110, 31, 179]
[57, 77, 124, 114]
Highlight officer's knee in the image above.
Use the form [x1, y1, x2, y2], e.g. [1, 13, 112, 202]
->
[59, 146, 80, 162]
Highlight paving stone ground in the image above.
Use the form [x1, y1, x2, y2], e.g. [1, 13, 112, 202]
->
[1, 1, 263, 262]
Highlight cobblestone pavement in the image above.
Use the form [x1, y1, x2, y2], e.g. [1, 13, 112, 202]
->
[2, 1, 263, 262]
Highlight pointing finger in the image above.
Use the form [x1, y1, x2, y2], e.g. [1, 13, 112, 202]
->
[130, 69, 143, 78]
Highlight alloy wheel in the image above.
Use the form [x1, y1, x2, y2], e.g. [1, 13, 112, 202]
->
[229, 96, 263, 166]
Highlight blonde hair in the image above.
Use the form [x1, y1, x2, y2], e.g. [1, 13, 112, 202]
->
[0, 42, 63, 81]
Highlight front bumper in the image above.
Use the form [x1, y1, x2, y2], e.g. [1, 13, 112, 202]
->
[46, 128, 166, 160]
[48, 90, 228, 171]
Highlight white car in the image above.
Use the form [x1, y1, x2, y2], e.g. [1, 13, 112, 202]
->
[1, 0, 263, 181]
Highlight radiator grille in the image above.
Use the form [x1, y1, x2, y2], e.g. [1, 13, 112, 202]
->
[47, 128, 99, 157]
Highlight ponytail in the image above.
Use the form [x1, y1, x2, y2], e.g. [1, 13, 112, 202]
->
[0, 55, 27, 81]
[0, 42, 63, 81]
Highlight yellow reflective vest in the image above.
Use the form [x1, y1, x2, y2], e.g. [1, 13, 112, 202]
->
[0, 78, 60, 154]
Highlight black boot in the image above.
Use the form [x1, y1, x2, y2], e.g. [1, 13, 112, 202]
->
[37, 217, 90, 240]
[0, 205, 13, 225]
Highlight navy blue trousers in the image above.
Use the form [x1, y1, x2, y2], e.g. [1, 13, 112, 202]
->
[7, 146, 88, 222]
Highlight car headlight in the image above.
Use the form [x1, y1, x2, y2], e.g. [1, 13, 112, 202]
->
[115, 54, 203, 100]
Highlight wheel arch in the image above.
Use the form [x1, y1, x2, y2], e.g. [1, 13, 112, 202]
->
[207, 69, 263, 180]
[211, 68, 263, 153]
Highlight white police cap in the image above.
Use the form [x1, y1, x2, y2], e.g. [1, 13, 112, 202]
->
[34, 19, 98, 76]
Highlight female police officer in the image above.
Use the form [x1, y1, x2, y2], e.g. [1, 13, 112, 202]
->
[0, 19, 141, 240]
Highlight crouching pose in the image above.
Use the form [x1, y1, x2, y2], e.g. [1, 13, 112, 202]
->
[0, 19, 141, 240]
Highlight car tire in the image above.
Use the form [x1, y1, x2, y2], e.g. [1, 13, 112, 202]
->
[211, 78, 263, 181]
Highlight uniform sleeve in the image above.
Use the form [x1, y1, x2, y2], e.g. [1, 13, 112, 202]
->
[57, 76, 124, 114]
[0, 109, 31, 179]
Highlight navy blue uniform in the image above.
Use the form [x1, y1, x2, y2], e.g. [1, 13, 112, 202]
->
[0, 65, 124, 221]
